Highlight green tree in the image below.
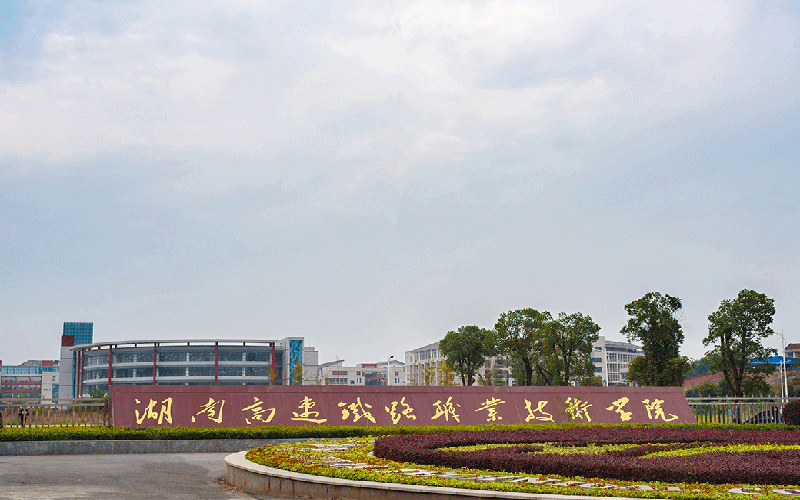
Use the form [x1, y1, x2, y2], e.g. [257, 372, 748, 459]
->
[439, 326, 490, 386]
[684, 380, 731, 398]
[685, 355, 712, 378]
[544, 312, 600, 386]
[422, 361, 436, 386]
[620, 292, 689, 386]
[581, 375, 603, 386]
[704, 289, 777, 398]
[438, 362, 457, 386]
[490, 308, 552, 386]
[290, 361, 304, 385]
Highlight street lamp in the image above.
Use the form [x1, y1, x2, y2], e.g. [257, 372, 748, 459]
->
[387, 355, 394, 386]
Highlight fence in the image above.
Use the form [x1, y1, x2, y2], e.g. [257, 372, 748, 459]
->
[0, 398, 109, 428]
[687, 397, 799, 424]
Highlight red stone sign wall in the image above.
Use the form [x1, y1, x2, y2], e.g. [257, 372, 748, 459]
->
[111, 385, 695, 428]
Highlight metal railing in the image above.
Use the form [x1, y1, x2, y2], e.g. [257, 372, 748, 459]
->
[687, 397, 799, 424]
[0, 398, 109, 427]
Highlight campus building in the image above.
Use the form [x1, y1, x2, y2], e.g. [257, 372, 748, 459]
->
[0, 360, 59, 399]
[58, 322, 94, 398]
[58, 325, 318, 397]
[592, 336, 644, 386]
[786, 343, 800, 361]
[404, 341, 509, 386]
[315, 359, 406, 386]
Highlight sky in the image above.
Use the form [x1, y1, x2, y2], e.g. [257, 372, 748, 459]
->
[1, 1, 799, 367]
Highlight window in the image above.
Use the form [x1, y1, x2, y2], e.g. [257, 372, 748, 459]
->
[188, 351, 214, 362]
[157, 367, 185, 377]
[113, 353, 136, 363]
[219, 350, 245, 362]
[245, 366, 268, 377]
[245, 351, 269, 362]
[218, 366, 242, 377]
[189, 366, 214, 377]
[595, 366, 602, 373]
[158, 352, 184, 362]
[591, 357, 602, 363]
[137, 351, 154, 363]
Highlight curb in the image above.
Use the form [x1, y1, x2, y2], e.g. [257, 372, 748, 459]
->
[224, 451, 604, 500]
[0, 438, 308, 456]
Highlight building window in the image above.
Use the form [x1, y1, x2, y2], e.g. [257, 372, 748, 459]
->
[218, 350, 245, 362]
[188, 351, 214, 362]
[158, 352, 184, 362]
[245, 366, 268, 377]
[157, 367, 185, 377]
[218, 366, 242, 377]
[188, 366, 214, 377]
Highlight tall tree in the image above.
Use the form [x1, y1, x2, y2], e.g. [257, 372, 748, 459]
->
[704, 289, 776, 397]
[544, 312, 601, 386]
[620, 292, 689, 386]
[490, 308, 552, 386]
[439, 325, 489, 386]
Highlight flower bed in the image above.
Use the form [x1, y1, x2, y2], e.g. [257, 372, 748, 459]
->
[373, 427, 800, 484]
[246, 425, 800, 500]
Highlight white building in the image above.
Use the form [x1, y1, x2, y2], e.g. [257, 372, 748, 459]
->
[314, 359, 406, 386]
[592, 336, 644, 386]
[404, 341, 509, 386]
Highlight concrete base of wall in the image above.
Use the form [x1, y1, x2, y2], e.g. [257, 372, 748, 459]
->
[0, 438, 308, 456]
[225, 451, 599, 500]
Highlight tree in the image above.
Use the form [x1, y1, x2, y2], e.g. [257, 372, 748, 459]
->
[684, 380, 731, 398]
[422, 361, 436, 386]
[620, 292, 689, 386]
[290, 361, 304, 385]
[704, 289, 776, 398]
[490, 308, 552, 386]
[685, 355, 712, 378]
[544, 312, 600, 386]
[438, 363, 457, 386]
[439, 326, 490, 386]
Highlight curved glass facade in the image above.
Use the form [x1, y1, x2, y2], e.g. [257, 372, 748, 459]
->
[73, 339, 302, 396]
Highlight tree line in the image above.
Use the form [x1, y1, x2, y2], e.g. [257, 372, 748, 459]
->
[438, 289, 778, 397]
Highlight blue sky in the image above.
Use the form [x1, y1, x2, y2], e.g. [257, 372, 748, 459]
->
[1, 1, 799, 366]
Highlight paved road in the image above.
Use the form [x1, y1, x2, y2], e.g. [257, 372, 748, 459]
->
[0, 453, 290, 500]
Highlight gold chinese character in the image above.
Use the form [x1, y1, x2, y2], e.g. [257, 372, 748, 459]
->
[338, 397, 376, 424]
[191, 397, 225, 424]
[563, 396, 592, 422]
[241, 397, 276, 425]
[291, 396, 327, 424]
[134, 397, 173, 425]
[642, 398, 678, 422]
[384, 397, 417, 425]
[432, 397, 461, 423]
[475, 397, 505, 422]
[606, 397, 632, 422]
[523, 399, 554, 422]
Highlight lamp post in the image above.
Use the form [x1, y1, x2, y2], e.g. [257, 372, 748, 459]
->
[387, 355, 394, 386]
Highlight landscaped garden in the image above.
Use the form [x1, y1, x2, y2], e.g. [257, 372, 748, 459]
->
[245, 422, 800, 500]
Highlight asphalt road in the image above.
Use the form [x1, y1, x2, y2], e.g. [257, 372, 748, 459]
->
[0, 453, 290, 500]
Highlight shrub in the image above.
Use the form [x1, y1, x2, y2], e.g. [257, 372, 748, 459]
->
[783, 400, 800, 426]
[373, 427, 800, 485]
